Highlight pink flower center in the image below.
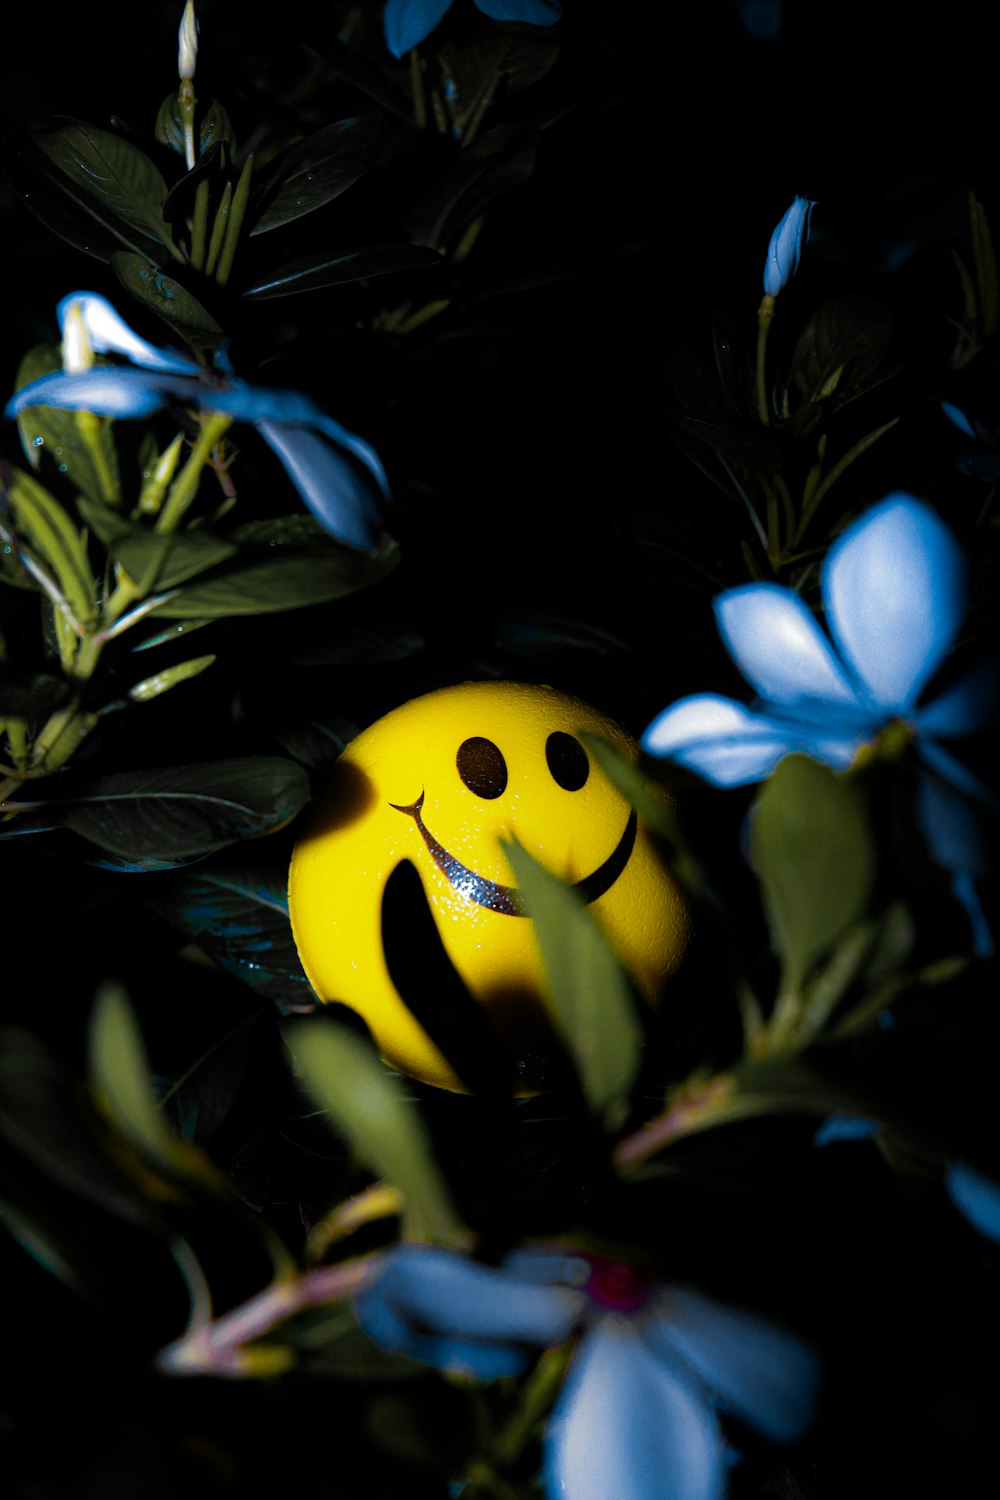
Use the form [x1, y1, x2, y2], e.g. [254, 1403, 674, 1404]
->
[582, 1254, 653, 1313]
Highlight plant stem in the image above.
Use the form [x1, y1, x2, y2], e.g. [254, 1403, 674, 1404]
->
[755, 293, 776, 425]
[155, 412, 233, 534]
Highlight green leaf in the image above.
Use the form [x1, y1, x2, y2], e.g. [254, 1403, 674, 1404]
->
[155, 93, 236, 159]
[788, 295, 892, 407]
[248, 117, 384, 236]
[5, 467, 97, 626]
[42, 756, 310, 859]
[78, 498, 237, 593]
[2, 127, 161, 263]
[750, 755, 875, 994]
[88, 981, 179, 1170]
[288, 1020, 462, 1244]
[243, 244, 442, 300]
[32, 122, 173, 245]
[110, 253, 224, 353]
[150, 854, 314, 1013]
[150, 535, 399, 618]
[502, 837, 642, 1130]
[14, 344, 121, 505]
[406, 125, 539, 251]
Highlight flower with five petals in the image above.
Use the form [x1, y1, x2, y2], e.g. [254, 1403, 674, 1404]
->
[641, 494, 996, 954]
[356, 1242, 818, 1500]
[4, 292, 389, 552]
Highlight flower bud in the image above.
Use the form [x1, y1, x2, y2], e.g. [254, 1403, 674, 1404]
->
[763, 195, 815, 296]
[60, 300, 94, 375]
[178, 1, 198, 81]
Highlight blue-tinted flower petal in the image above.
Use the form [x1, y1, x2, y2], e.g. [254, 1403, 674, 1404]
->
[257, 422, 387, 551]
[57, 292, 200, 376]
[917, 660, 998, 738]
[5, 367, 194, 420]
[715, 584, 863, 716]
[916, 740, 1000, 813]
[947, 1163, 1000, 1244]
[914, 769, 994, 957]
[545, 1318, 726, 1500]
[475, 0, 562, 23]
[641, 1290, 819, 1444]
[642, 694, 862, 786]
[383, 0, 454, 56]
[940, 402, 981, 440]
[763, 197, 815, 297]
[822, 495, 968, 714]
[357, 1245, 581, 1352]
[207, 385, 390, 498]
[813, 1114, 881, 1147]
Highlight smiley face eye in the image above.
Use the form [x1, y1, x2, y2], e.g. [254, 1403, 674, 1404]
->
[457, 737, 508, 799]
[546, 731, 589, 791]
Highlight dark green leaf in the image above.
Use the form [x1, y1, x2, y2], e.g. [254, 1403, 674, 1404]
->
[291, 621, 424, 666]
[150, 536, 399, 618]
[110, 253, 223, 352]
[0, 664, 71, 722]
[1, 127, 162, 263]
[788, 295, 892, 407]
[77, 498, 237, 593]
[249, 117, 384, 236]
[31, 121, 173, 245]
[491, 609, 629, 659]
[243, 244, 442, 299]
[668, 410, 784, 475]
[37, 756, 310, 859]
[750, 755, 875, 994]
[155, 93, 236, 159]
[436, 32, 514, 138]
[88, 981, 179, 1170]
[151, 855, 315, 1013]
[502, 837, 642, 1130]
[406, 125, 539, 251]
[288, 1019, 463, 1244]
[14, 344, 121, 505]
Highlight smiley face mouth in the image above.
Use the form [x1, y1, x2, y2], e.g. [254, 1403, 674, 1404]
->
[389, 791, 638, 916]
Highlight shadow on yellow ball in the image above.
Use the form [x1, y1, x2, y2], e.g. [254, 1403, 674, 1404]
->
[288, 681, 689, 1093]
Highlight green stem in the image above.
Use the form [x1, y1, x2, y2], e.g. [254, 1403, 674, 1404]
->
[409, 48, 427, 130]
[794, 418, 899, 546]
[190, 176, 211, 271]
[155, 413, 233, 534]
[74, 411, 120, 507]
[491, 1345, 571, 1466]
[179, 78, 198, 172]
[755, 293, 776, 426]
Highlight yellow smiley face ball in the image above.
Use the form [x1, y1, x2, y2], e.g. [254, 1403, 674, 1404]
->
[288, 681, 689, 1092]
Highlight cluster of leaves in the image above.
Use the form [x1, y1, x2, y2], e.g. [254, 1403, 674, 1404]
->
[2, 5, 1000, 1500]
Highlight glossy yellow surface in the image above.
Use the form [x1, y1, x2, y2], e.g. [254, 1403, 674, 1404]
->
[288, 681, 690, 1091]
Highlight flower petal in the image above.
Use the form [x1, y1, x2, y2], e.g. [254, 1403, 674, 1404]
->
[5, 368, 193, 420]
[641, 1289, 819, 1444]
[763, 196, 815, 297]
[544, 1318, 726, 1500]
[57, 292, 200, 375]
[714, 584, 863, 716]
[813, 1114, 881, 1147]
[475, 0, 562, 23]
[947, 1163, 1000, 1244]
[916, 660, 998, 738]
[257, 422, 387, 551]
[641, 694, 863, 786]
[914, 769, 994, 957]
[383, 0, 454, 57]
[822, 494, 968, 713]
[354, 1244, 581, 1379]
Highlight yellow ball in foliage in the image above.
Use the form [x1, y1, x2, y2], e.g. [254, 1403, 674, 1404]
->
[288, 681, 689, 1092]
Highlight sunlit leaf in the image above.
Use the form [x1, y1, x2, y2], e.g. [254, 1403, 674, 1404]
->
[5, 467, 97, 626]
[751, 755, 875, 994]
[288, 1020, 463, 1243]
[32, 121, 173, 245]
[502, 837, 642, 1130]
[150, 535, 399, 618]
